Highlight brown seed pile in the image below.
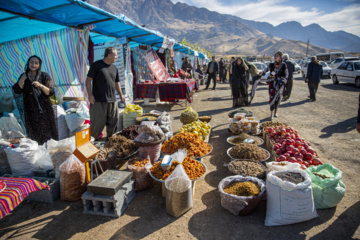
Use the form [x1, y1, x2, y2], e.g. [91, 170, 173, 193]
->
[229, 134, 262, 145]
[229, 143, 268, 161]
[105, 135, 138, 158]
[223, 181, 260, 197]
[229, 160, 265, 177]
[274, 172, 305, 184]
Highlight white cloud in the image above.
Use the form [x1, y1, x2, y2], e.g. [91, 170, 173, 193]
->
[171, 0, 360, 36]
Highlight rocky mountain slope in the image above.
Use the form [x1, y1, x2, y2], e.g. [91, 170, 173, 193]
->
[86, 0, 358, 55]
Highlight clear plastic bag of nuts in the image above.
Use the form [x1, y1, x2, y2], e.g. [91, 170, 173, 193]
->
[127, 157, 154, 192]
[59, 154, 86, 201]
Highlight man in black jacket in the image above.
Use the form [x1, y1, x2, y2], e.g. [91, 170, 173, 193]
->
[205, 56, 218, 90]
[283, 54, 295, 100]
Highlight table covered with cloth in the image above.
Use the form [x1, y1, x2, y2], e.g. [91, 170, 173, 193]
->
[0, 177, 50, 219]
[136, 80, 198, 103]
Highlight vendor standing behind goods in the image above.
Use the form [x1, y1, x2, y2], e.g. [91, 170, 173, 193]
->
[86, 47, 125, 140]
[12, 55, 58, 145]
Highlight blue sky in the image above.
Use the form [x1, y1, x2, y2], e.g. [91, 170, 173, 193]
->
[171, 0, 360, 36]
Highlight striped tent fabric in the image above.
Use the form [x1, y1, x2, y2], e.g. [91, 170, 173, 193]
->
[0, 177, 50, 219]
[0, 28, 89, 97]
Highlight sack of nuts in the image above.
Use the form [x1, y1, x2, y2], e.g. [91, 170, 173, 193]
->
[59, 154, 86, 201]
[127, 157, 154, 192]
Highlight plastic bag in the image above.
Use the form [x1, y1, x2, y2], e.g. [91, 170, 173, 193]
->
[265, 170, 318, 226]
[305, 164, 346, 209]
[218, 175, 266, 215]
[266, 161, 302, 171]
[138, 143, 161, 164]
[0, 90, 14, 113]
[123, 104, 143, 128]
[157, 112, 173, 140]
[0, 113, 24, 136]
[165, 164, 193, 217]
[59, 154, 86, 201]
[76, 101, 90, 120]
[53, 105, 69, 140]
[127, 157, 154, 192]
[171, 149, 187, 164]
[139, 121, 156, 132]
[47, 137, 76, 178]
[4, 138, 39, 176]
[0, 145, 11, 176]
[134, 125, 164, 143]
[65, 113, 85, 132]
[2, 130, 25, 139]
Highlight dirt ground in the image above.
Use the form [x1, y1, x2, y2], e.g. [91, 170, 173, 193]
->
[1, 73, 359, 240]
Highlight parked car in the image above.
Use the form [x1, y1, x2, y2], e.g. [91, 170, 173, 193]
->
[290, 61, 301, 74]
[331, 60, 360, 88]
[329, 57, 359, 69]
[252, 62, 270, 81]
[301, 61, 331, 79]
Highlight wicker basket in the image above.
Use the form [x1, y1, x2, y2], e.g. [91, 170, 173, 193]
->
[198, 116, 212, 123]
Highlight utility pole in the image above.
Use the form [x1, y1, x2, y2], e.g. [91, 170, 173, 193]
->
[306, 39, 309, 57]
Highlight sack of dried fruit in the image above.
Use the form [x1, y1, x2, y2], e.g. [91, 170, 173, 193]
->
[127, 157, 154, 192]
[59, 154, 86, 201]
[305, 164, 346, 209]
[218, 175, 266, 215]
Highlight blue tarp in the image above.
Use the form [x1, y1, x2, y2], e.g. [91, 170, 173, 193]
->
[0, 0, 206, 57]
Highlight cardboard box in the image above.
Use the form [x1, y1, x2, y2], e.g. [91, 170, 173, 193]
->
[73, 128, 100, 163]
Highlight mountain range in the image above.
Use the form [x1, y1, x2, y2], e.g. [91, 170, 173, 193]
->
[86, 0, 360, 56]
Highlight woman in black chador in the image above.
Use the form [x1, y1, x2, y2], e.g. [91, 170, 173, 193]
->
[231, 57, 249, 108]
[13, 55, 58, 144]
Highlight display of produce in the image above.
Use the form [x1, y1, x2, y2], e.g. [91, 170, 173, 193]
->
[228, 108, 253, 118]
[161, 132, 211, 158]
[136, 114, 158, 123]
[116, 125, 139, 140]
[128, 157, 154, 191]
[135, 122, 164, 143]
[228, 160, 265, 178]
[105, 135, 138, 158]
[178, 120, 211, 139]
[93, 148, 117, 173]
[228, 144, 269, 161]
[274, 172, 305, 184]
[228, 133, 262, 145]
[223, 181, 261, 197]
[157, 111, 173, 141]
[198, 116, 212, 123]
[150, 157, 205, 181]
[265, 126, 323, 168]
[180, 107, 198, 124]
[260, 121, 286, 129]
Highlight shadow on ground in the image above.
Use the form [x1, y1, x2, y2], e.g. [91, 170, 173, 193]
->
[319, 117, 357, 138]
[321, 83, 359, 92]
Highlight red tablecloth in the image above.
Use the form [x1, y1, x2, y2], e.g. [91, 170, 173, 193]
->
[136, 80, 198, 103]
[0, 177, 49, 219]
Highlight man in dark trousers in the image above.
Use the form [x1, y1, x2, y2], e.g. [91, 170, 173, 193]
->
[282, 54, 295, 101]
[86, 47, 125, 139]
[205, 56, 218, 90]
[306, 56, 323, 102]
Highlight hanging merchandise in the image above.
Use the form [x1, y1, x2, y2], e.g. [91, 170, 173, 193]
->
[305, 164, 346, 209]
[265, 170, 318, 226]
[123, 104, 143, 128]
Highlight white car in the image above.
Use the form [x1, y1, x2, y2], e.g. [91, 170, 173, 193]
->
[302, 61, 331, 79]
[252, 62, 270, 81]
[329, 57, 359, 69]
[331, 60, 360, 88]
[290, 61, 301, 74]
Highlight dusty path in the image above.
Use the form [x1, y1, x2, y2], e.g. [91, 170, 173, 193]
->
[1, 73, 359, 240]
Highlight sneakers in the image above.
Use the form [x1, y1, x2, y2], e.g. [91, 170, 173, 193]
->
[274, 114, 278, 117]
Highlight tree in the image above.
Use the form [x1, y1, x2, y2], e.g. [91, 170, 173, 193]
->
[179, 37, 212, 58]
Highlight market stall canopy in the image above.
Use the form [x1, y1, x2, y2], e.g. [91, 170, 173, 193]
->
[0, 0, 204, 56]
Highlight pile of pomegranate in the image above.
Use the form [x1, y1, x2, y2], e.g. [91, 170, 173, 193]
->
[264, 126, 323, 168]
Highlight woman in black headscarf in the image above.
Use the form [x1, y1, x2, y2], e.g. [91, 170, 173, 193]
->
[13, 55, 58, 144]
[231, 57, 249, 108]
[262, 51, 288, 120]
